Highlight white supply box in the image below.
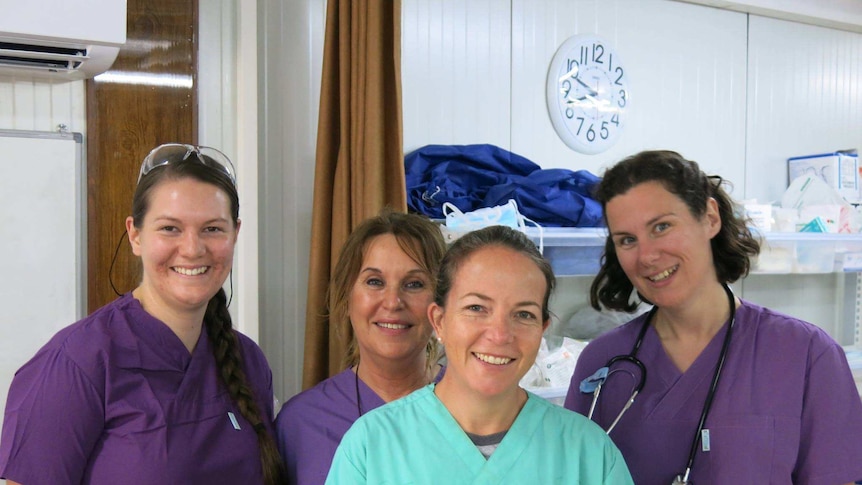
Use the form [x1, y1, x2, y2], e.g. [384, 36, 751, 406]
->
[788, 152, 860, 204]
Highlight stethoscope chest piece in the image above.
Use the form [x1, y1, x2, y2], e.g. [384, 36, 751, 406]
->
[580, 307, 652, 435]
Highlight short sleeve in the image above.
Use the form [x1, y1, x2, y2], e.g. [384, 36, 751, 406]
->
[604, 440, 635, 485]
[0, 348, 104, 483]
[794, 340, 862, 484]
[324, 422, 367, 484]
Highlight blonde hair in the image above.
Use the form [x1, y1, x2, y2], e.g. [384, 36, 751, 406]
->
[328, 209, 446, 370]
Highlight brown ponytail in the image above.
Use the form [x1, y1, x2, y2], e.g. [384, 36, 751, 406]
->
[205, 288, 285, 484]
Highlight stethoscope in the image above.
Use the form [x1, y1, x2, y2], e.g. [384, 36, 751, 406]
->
[581, 283, 737, 485]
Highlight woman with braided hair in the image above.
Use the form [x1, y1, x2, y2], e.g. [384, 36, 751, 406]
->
[0, 144, 284, 484]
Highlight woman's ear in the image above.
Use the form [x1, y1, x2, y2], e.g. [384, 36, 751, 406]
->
[125, 217, 142, 256]
[428, 302, 445, 341]
[705, 197, 722, 238]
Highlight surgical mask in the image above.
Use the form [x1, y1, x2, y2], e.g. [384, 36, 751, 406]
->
[442, 199, 544, 252]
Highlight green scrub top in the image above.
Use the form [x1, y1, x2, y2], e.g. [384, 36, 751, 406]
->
[326, 384, 633, 484]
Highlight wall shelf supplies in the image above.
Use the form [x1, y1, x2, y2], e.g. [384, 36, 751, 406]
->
[524, 227, 862, 277]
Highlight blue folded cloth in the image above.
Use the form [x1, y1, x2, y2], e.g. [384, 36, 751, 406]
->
[405, 143, 604, 227]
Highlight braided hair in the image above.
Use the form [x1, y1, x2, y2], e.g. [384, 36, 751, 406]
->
[132, 155, 285, 484]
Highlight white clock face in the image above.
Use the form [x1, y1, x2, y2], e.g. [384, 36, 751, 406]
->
[546, 35, 630, 155]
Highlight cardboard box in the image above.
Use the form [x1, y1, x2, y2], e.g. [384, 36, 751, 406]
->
[788, 152, 860, 204]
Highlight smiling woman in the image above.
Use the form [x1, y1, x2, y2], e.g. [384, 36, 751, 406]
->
[0, 143, 285, 485]
[275, 209, 447, 485]
[565, 150, 862, 484]
[325, 225, 633, 484]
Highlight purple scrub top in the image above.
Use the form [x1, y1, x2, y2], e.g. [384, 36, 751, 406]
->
[0, 293, 276, 485]
[565, 300, 862, 485]
[276, 366, 445, 485]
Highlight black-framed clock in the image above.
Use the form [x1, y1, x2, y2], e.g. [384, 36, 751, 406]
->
[546, 34, 630, 154]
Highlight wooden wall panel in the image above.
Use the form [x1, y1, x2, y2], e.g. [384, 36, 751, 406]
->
[86, 0, 198, 312]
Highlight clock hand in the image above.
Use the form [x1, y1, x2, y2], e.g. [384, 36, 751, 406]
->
[559, 67, 599, 97]
[574, 77, 598, 97]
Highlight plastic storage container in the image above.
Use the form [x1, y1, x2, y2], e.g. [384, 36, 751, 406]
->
[525, 227, 862, 276]
[750, 232, 862, 274]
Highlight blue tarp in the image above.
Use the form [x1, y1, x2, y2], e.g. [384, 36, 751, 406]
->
[405, 144, 604, 227]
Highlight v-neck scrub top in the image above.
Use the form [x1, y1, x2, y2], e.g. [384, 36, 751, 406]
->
[565, 299, 862, 485]
[276, 368, 385, 485]
[276, 366, 446, 485]
[325, 385, 633, 484]
[0, 293, 276, 484]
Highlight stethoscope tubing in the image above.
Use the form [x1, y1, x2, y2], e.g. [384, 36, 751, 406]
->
[586, 307, 652, 433]
[586, 284, 737, 484]
[677, 283, 737, 482]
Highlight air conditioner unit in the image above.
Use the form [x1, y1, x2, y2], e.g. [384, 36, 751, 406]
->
[0, 0, 126, 82]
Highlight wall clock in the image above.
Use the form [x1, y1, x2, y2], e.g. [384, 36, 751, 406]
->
[546, 34, 630, 155]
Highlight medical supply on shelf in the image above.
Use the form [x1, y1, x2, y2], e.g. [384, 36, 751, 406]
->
[788, 152, 860, 204]
[520, 335, 587, 406]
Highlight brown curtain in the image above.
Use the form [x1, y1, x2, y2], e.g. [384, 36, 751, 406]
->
[302, 0, 406, 389]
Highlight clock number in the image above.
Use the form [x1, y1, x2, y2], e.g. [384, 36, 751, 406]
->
[561, 79, 571, 98]
[565, 107, 574, 119]
[593, 43, 604, 64]
[614, 66, 625, 85]
[600, 121, 609, 140]
[580, 46, 588, 66]
[618, 90, 627, 108]
[586, 124, 596, 142]
[608, 53, 613, 72]
[611, 113, 620, 126]
[567, 58, 579, 75]
[575, 117, 585, 134]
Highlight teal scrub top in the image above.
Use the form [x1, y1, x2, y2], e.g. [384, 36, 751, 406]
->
[326, 384, 633, 484]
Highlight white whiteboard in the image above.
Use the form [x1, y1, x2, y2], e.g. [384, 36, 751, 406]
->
[0, 130, 85, 434]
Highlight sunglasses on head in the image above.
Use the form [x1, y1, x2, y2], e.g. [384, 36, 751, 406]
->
[138, 143, 237, 186]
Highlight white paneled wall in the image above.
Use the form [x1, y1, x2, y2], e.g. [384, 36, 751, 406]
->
[745, 15, 862, 205]
[258, 0, 325, 402]
[402, 0, 512, 151]
[511, 0, 749, 184]
[404, 0, 748, 190]
[0, 80, 86, 132]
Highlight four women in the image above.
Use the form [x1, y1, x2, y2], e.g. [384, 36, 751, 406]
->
[3, 144, 859, 483]
[565, 150, 862, 484]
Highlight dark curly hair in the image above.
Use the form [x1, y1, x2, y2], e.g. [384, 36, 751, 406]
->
[590, 150, 761, 312]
